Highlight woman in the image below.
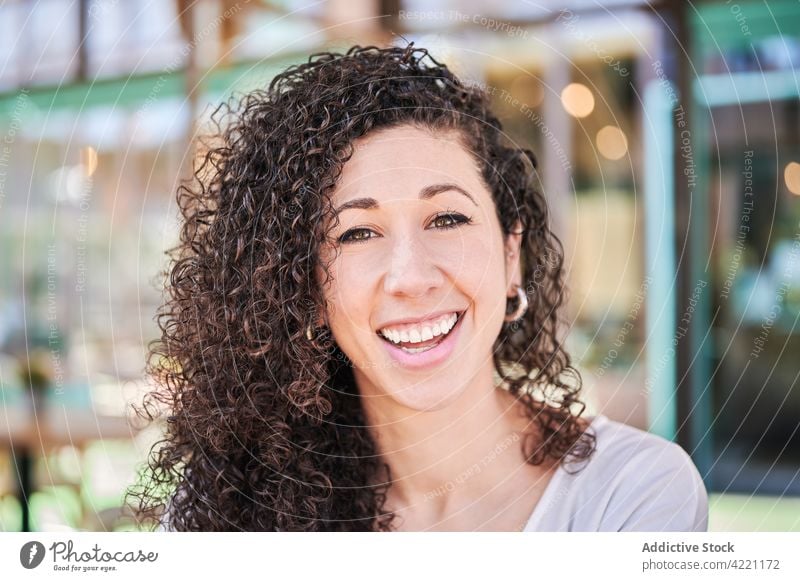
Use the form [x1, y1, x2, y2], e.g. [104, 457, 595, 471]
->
[130, 44, 708, 532]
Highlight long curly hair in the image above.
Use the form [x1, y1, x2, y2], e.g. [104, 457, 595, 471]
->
[127, 43, 596, 531]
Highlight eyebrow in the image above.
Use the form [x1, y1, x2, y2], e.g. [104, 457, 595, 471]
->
[333, 183, 478, 217]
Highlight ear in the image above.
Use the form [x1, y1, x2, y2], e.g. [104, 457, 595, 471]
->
[504, 220, 523, 297]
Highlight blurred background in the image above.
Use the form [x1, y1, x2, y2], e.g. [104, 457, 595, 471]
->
[0, 0, 798, 532]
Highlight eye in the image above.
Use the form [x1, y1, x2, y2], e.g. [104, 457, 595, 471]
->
[338, 228, 377, 244]
[337, 212, 473, 245]
[429, 212, 473, 230]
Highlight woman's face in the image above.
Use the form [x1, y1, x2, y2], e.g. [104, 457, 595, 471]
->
[319, 124, 521, 411]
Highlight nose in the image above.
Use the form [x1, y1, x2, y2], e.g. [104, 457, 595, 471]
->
[383, 233, 445, 297]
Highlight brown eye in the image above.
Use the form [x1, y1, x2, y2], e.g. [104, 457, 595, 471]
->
[339, 228, 376, 244]
[430, 212, 472, 230]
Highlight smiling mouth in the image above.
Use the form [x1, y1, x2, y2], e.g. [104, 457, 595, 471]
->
[376, 311, 465, 354]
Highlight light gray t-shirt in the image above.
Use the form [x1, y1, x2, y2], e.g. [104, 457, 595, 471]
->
[523, 414, 708, 531]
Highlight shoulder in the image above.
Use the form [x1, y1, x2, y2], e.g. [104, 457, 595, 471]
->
[564, 415, 709, 531]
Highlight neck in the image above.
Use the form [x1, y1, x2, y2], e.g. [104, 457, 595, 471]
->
[358, 360, 536, 523]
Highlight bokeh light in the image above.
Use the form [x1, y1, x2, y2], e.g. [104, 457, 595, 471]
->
[784, 161, 800, 195]
[560, 82, 595, 118]
[596, 126, 628, 160]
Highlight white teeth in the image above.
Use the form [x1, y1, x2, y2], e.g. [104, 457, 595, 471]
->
[379, 312, 459, 345]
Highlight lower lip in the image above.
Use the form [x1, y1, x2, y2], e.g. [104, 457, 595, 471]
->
[379, 313, 464, 370]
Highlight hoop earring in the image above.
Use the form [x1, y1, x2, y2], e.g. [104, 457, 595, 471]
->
[504, 285, 529, 324]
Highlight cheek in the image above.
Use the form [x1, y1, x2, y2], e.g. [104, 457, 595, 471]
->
[428, 233, 505, 296]
[323, 254, 379, 336]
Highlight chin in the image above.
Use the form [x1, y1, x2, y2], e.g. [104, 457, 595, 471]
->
[388, 379, 468, 412]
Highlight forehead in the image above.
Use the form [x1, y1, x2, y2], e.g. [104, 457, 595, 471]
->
[331, 124, 487, 203]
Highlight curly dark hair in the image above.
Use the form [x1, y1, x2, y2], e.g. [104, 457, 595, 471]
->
[127, 43, 596, 531]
